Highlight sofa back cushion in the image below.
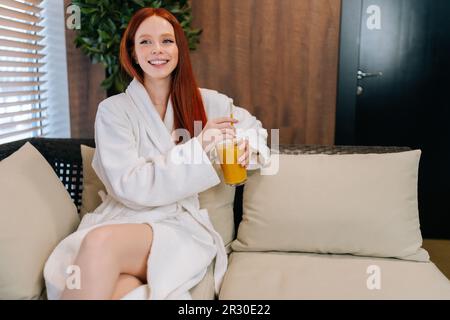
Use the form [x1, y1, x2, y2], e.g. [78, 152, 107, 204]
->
[197, 163, 236, 248]
[80, 145, 106, 217]
[80, 145, 235, 248]
[0, 142, 80, 299]
[232, 151, 429, 261]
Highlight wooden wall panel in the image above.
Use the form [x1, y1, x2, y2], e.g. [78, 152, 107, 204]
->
[190, 0, 341, 145]
[64, 0, 105, 138]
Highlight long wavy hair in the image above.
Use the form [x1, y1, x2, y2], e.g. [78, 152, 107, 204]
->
[119, 8, 207, 139]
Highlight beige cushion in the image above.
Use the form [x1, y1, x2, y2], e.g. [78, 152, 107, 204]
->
[80, 145, 235, 247]
[232, 152, 429, 261]
[80, 145, 106, 217]
[0, 142, 80, 299]
[198, 163, 235, 248]
[190, 263, 215, 300]
[219, 252, 450, 300]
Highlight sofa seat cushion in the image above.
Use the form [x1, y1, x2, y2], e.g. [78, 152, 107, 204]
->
[219, 252, 450, 300]
[189, 263, 216, 300]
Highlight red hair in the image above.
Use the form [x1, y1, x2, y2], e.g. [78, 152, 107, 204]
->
[119, 8, 207, 139]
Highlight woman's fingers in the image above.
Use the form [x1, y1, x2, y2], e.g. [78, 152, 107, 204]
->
[216, 133, 235, 144]
[238, 139, 250, 168]
[237, 138, 248, 149]
[214, 122, 236, 130]
[220, 128, 236, 136]
[212, 117, 238, 125]
[238, 152, 249, 168]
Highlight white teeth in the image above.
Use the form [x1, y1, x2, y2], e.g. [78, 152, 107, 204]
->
[149, 60, 168, 65]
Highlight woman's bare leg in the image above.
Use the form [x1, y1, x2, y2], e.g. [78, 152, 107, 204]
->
[111, 274, 144, 300]
[60, 223, 153, 300]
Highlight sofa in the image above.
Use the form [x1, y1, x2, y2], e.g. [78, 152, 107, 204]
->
[0, 138, 449, 300]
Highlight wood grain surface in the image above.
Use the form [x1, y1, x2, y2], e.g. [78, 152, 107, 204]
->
[190, 0, 341, 145]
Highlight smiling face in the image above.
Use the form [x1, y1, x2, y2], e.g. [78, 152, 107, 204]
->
[133, 15, 179, 82]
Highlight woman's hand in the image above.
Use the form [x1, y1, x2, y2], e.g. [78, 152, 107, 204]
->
[197, 117, 238, 153]
[237, 138, 250, 169]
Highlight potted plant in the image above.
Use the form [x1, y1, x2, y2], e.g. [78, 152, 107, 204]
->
[71, 0, 202, 95]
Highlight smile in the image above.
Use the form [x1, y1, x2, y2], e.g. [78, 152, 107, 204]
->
[148, 60, 169, 66]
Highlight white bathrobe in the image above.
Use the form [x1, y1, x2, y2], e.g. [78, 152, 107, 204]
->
[43, 78, 270, 300]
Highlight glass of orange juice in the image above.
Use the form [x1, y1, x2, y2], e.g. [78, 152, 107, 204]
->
[216, 138, 247, 186]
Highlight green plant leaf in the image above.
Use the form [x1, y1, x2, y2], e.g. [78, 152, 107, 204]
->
[80, 7, 97, 14]
[98, 30, 110, 42]
[131, 0, 145, 7]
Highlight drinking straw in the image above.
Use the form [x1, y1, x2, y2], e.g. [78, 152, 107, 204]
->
[229, 99, 234, 126]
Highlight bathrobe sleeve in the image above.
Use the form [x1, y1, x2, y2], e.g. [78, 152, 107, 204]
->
[92, 98, 220, 210]
[200, 89, 271, 170]
[232, 105, 271, 170]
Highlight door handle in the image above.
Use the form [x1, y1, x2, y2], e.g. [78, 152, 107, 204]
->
[357, 70, 383, 80]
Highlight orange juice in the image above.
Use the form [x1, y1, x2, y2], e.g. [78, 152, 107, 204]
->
[216, 139, 247, 186]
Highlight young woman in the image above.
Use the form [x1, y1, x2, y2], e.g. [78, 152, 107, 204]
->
[44, 7, 270, 300]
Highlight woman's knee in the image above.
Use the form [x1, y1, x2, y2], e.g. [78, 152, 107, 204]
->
[79, 224, 153, 261]
[79, 226, 115, 258]
[77, 224, 153, 276]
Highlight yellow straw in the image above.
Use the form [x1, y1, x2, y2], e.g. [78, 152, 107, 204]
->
[229, 99, 234, 127]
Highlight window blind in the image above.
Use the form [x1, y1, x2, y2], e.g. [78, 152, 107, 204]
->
[0, 0, 46, 144]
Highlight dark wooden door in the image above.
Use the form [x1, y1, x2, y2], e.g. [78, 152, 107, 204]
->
[337, 0, 450, 238]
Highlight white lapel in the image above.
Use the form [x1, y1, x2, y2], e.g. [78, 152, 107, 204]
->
[163, 98, 174, 133]
[125, 78, 175, 154]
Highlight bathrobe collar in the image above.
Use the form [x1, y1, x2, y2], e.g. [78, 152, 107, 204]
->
[163, 94, 174, 133]
[125, 78, 175, 153]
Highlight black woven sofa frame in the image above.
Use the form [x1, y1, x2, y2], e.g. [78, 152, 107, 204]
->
[0, 138, 410, 230]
